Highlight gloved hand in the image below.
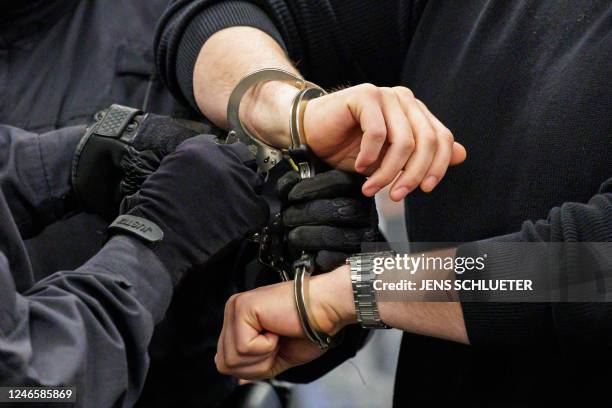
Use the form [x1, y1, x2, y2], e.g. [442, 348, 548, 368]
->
[277, 169, 383, 272]
[72, 104, 211, 217]
[115, 135, 269, 284]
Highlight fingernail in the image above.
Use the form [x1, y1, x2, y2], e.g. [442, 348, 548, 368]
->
[423, 176, 439, 191]
[393, 187, 409, 199]
[363, 184, 378, 196]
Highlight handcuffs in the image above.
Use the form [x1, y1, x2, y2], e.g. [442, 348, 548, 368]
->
[226, 68, 341, 349]
[226, 68, 325, 177]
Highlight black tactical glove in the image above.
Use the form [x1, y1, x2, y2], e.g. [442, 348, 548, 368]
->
[277, 169, 383, 272]
[72, 104, 211, 217]
[112, 135, 269, 284]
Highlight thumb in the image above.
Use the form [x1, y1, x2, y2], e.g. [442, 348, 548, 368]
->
[450, 142, 467, 166]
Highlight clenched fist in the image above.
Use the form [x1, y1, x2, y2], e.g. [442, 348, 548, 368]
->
[215, 265, 355, 380]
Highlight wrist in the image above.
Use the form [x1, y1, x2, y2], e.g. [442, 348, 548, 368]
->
[117, 204, 188, 286]
[240, 80, 297, 147]
[309, 265, 357, 335]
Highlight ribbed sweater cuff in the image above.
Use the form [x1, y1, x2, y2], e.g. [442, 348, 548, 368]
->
[456, 235, 554, 348]
[176, 1, 287, 111]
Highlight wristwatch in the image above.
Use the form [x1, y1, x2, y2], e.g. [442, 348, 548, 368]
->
[346, 251, 395, 329]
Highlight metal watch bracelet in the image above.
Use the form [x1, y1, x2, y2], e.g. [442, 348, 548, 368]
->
[347, 252, 395, 329]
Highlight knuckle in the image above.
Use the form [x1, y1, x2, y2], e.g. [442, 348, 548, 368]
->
[368, 127, 387, 142]
[380, 87, 395, 98]
[393, 86, 415, 99]
[406, 136, 416, 149]
[236, 340, 251, 356]
[428, 169, 444, 179]
[403, 173, 423, 189]
[374, 174, 393, 186]
[429, 132, 439, 147]
[439, 129, 454, 144]
[359, 83, 380, 98]
[287, 228, 303, 246]
[403, 137, 416, 152]
[224, 295, 237, 315]
[176, 143, 201, 165]
[177, 136, 211, 159]
[224, 356, 238, 369]
[233, 294, 249, 316]
[216, 361, 228, 374]
[217, 359, 232, 373]
[224, 346, 239, 364]
[400, 178, 417, 191]
[400, 170, 424, 187]
[419, 128, 437, 147]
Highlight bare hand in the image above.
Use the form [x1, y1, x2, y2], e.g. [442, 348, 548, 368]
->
[303, 85, 466, 201]
[245, 83, 467, 201]
[215, 266, 355, 380]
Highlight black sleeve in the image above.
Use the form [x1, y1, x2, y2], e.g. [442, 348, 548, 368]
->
[456, 176, 612, 353]
[0, 124, 84, 239]
[155, 0, 423, 111]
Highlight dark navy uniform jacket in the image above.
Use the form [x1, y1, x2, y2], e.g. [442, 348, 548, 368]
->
[0, 0, 194, 276]
[0, 1, 236, 407]
[0, 126, 172, 407]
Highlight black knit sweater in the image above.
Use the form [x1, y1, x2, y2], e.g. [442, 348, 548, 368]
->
[156, 1, 612, 405]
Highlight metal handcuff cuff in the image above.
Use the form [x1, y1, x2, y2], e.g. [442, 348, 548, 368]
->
[226, 68, 341, 349]
[226, 68, 324, 177]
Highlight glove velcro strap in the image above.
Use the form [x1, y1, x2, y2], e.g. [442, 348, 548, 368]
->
[108, 215, 164, 244]
[95, 104, 142, 138]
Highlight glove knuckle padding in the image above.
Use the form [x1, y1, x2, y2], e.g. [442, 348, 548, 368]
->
[276, 171, 301, 201]
[288, 226, 369, 252]
[287, 170, 364, 202]
[283, 198, 371, 227]
[277, 168, 383, 273]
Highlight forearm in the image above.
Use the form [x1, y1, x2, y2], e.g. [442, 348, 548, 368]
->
[378, 293, 468, 344]
[194, 26, 299, 145]
[313, 249, 469, 344]
[376, 248, 467, 343]
[215, 249, 468, 380]
[216, 178, 611, 379]
[323, 175, 612, 348]
[0, 235, 172, 406]
[379, 300, 467, 343]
